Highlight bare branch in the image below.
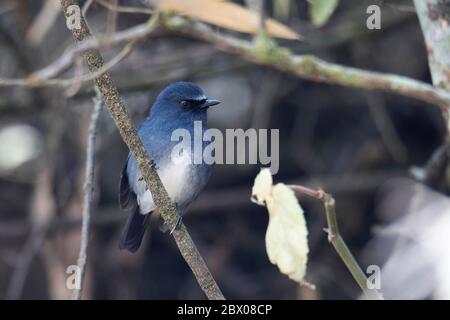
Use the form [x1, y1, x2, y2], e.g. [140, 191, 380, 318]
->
[0, 25, 148, 87]
[1, 14, 450, 112]
[1, 40, 137, 87]
[81, 0, 94, 16]
[366, 92, 409, 163]
[25, 0, 60, 46]
[95, 0, 153, 15]
[168, 19, 450, 111]
[72, 92, 102, 300]
[106, 0, 119, 34]
[5, 223, 47, 299]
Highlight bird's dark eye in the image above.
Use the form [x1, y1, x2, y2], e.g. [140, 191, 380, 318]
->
[180, 100, 191, 108]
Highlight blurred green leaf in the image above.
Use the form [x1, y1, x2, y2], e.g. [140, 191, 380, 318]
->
[309, 0, 339, 27]
[274, 0, 291, 21]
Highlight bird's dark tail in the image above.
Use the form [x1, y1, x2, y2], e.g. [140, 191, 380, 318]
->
[119, 205, 150, 253]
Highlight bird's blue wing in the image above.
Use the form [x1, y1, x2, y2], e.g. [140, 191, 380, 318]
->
[119, 155, 134, 209]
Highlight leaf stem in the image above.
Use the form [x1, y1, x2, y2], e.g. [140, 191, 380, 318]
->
[289, 185, 383, 300]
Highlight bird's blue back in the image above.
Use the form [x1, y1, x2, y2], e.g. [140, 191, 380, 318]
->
[119, 82, 219, 252]
[126, 82, 213, 211]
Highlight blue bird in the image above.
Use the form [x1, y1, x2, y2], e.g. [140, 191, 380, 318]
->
[119, 82, 221, 252]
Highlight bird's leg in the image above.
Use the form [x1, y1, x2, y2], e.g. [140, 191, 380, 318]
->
[169, 204, 183, 234]
[150, 160, 159, 170]
[158, 203, 183, 234]
[169, 214, 183, 235]
[139, 161, 159, 182]
[138, 160, 159, 181]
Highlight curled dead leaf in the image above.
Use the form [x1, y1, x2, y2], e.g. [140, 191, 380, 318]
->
[252, 168, 311, 285]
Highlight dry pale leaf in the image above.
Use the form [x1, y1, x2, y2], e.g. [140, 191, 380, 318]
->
[158, 0, 301, 40]
[251, 168, 309, 284]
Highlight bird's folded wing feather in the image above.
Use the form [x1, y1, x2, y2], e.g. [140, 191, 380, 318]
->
[119, 159, 133, 209]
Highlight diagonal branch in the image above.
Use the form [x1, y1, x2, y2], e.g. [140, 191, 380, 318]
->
[289, 185, 383, 300]
[0, 23, 154, 87]
[5, 222, 48, 299]
[94, 0, 153, 15]
[59, 0, 224, 300]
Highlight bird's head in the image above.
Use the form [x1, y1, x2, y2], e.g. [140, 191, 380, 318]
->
[151, 82, 221, 118]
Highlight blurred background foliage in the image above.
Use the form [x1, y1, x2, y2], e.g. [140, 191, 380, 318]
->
[0, 0, 448, 299]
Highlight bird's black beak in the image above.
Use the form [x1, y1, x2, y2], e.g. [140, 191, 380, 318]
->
[200, 99, 221, 109]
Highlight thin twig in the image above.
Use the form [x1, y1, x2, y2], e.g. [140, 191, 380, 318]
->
[95, 0, 153, 15]
[0, 169, 405, 242]
[0, 22, 154, 86]
[169, 19, 450, 111]
[0, 1, 15, 16]
[0, 40, 139, 87]
[106, 0, 119, 34]
[0, 16, 449, 112]
[81, 0, 94, 16]
[25, 0, 60, 46]
[60, 40, 138, 86]
[5, 223, 48, 299]
[59, 0, 224, 300]
[366, 92, 409, 163]
[258, 0, 266, 34]
[72, 92, 102, 300]
[412, 142, 450, 186]
[289, 185, 384, 300]
[65, 57, 84, 97]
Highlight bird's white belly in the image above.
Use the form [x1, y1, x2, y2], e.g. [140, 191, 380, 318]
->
[137, 151, 191, 214]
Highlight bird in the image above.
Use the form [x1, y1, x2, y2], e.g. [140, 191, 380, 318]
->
[118, 82, 221, 253]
